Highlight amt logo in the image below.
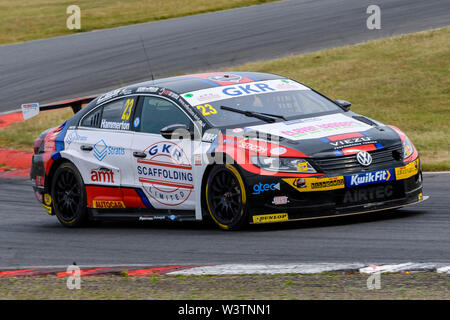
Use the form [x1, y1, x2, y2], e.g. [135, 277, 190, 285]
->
[252, 182, 280, 195]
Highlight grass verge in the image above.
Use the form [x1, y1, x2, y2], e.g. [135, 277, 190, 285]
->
[0, 272, 448, 299]
[0, 27, 448, 170]
[0, 0, 276, 45]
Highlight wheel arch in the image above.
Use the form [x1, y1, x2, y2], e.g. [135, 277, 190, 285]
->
[46, 157, 76, 193]
[200, 153, 247, 220]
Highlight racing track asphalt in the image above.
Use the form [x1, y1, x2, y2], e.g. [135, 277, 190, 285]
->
[0, 173, 448, 268]
[0, 0, 449, 112]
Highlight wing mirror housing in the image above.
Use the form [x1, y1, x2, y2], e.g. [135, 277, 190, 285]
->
[160, 124, 194, 140]
[335, 100, 351, 111]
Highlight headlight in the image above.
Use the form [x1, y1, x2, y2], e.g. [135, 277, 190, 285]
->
[402, 137, 414, 159]
[251, 156, 317, 173]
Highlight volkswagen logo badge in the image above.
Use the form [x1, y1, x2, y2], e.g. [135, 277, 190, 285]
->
[356, 150, 372, 166]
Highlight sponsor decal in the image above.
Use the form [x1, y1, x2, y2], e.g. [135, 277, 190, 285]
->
[283, 176, 345, 192]
[65, 131, 87, 145]
[139, 215, 178, 221]
[194, 154, 202, 166]
[136, 86, 159, 93]
[252, 213, 288, 224]
[345, 169, 394, 187]
[272, 196, 289, 205]
[270, 147, 287, 156]
[395, 159, 419, 180]
[182, 79, 310, 105]
[418, 193, 423, 201]
[238, 139, 267, 153]
[93, 140, 125, 161]
[43, 194, 52, 206]
[197, 93, 222, 102]
[342, 185, 393, 204]
[249, 114, 372, 141]
[232, 128, 244, 133]
[90, 168, 115, 184]
[160, 88, 180, 100]
[97, 88, 132, 104]
[297, 162, 309, 172]
[21, 103, 39, 120]
[329, 136, 374, 149]
[93, 200, 125, 209]
[252, 182, 280, 195]
[222, 83, 275, 97]
[136, 141, 193, 206]
[100, 119, 130, 130]
[202, 132, 218, 143]
[133, 117, 140, 128]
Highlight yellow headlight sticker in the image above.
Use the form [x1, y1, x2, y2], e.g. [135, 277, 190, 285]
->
[93, 200, 126, 209]
[283, 176, 345, 192]
[297, 162, 309, 172]
[253, 213, 288, 224]
[395, 158, 419, 180]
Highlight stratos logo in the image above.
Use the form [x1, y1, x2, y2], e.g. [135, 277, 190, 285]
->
[252, 182, 280, 195]
[356, 150, 372, 166]
[136, 141, 193, 206]
[93, 139, 125, 161]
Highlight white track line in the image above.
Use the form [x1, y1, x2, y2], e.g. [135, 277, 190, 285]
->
[1, 263, 450, 275]
[168, 263, 366, 275]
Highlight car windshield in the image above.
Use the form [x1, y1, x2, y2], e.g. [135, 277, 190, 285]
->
[183, 80, 343, 127]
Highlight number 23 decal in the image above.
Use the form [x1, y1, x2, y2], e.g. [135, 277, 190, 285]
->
[196, 104, 217, 116]
[121, 98, 135, 121]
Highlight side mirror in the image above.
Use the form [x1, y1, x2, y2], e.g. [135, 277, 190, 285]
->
[160, 124, 193, 139]
[335, 100, 351, 111]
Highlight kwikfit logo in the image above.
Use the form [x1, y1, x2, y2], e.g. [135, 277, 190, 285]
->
[252, 182, 280, 195]
[346, 169, 392, 187]
[93, 139, 108, 161]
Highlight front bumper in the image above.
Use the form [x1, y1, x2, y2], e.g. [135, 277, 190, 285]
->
[243, 159, 426, 224]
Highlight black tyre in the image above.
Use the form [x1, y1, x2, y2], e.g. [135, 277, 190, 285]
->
[51, 162, 88, 227]
[205, 164, 248, 230]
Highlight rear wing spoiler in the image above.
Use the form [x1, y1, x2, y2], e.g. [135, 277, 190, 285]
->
[21, 96, 97, 120]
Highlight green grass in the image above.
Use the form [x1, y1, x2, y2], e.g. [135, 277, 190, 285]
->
[0, 272, 448, 299]
[0, 27, 449, 170]
[0, 0, 276, 45]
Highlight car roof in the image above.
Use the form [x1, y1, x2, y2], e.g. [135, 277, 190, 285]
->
[70, 72, 288, 126]
[127, 71, 286, 94]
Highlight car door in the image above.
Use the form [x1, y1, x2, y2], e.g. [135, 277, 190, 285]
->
[131, 95, 202, 211]
[69, 97, 136, 189]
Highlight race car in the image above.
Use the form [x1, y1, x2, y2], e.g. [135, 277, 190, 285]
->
[30, 72, 427, 230]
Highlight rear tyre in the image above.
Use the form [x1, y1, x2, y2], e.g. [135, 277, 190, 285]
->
[205, 164, 248, 230]
[51, 162, 88, 227]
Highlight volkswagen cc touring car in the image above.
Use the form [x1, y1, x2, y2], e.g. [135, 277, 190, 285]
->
[30, 72, 426, 230]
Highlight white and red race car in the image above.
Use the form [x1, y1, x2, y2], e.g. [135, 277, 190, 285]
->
[30, 72, 426, 230]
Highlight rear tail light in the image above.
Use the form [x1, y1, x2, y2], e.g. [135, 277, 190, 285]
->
[33, 137, 44, 154]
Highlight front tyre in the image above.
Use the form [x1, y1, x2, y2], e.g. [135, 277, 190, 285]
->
[51, 162, 88, 227]
[205, 164, 248, 230]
